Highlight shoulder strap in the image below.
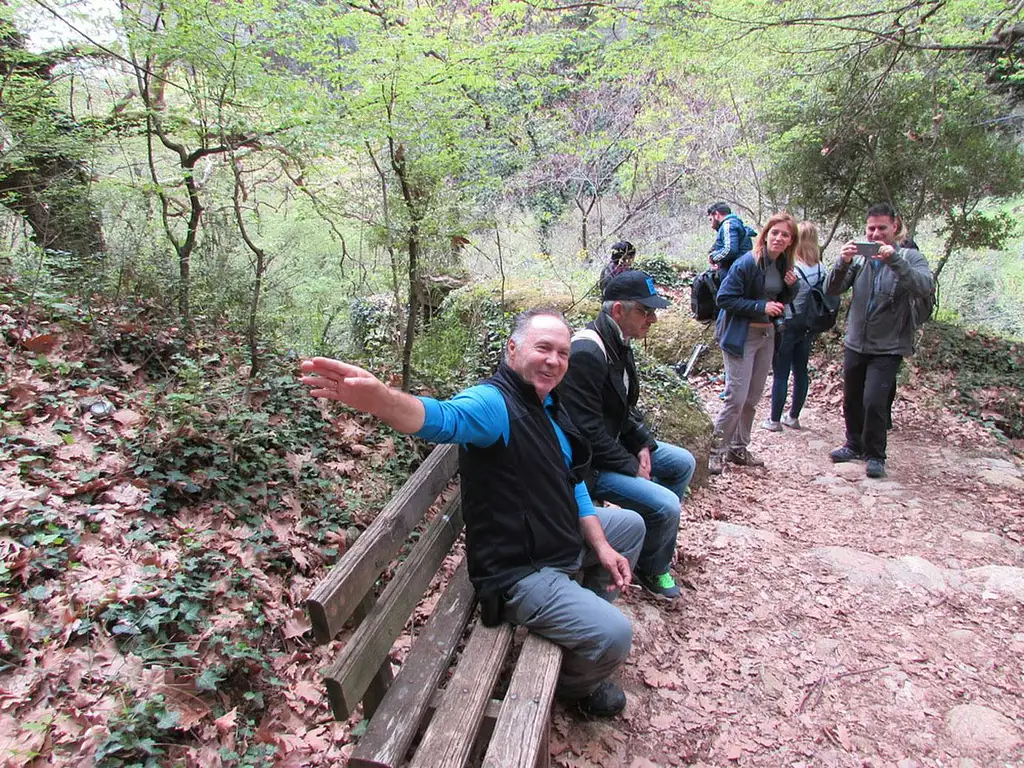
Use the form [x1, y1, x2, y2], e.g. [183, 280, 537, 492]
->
[571, 328, 607, 361]
[796, 265, 825, 288]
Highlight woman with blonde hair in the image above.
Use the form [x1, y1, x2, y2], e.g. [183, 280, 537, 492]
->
[708, 212, 799, 474]
[761, 220, 829, 431]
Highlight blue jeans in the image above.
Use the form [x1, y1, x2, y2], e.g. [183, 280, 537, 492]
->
[592, 441, 696, 578]
[770, 327, 814, 422]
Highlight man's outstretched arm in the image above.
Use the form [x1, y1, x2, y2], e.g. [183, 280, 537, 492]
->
[302, 357, 508, 448]
[300, 357, 426, 433]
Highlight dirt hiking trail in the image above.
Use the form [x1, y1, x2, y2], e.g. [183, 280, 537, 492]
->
[548, 381, 1023, 768]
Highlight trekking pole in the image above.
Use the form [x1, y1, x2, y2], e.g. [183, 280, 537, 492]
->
[675, 322, 714, 379]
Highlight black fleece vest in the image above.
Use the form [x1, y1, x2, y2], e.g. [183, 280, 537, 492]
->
[459, 363, 591, 599]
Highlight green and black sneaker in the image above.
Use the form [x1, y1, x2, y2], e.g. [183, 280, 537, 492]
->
[636, 570, 681, 599]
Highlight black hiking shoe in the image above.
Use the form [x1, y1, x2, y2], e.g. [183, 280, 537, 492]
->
[829, 445, 863, 463]
[574, 680, 627, 718]
[866, 458, 887, 479]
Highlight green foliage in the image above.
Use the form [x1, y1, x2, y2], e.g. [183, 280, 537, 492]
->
[916, 322, 1024, 439]
[634, 256, 685, 289]
[95, 695, 177, 766]
[413, 286, 511, 396]
[350, 295, 401, 365]
[0, 502, 80, 590]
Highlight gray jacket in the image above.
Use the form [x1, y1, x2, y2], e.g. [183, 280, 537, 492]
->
[825, 247, 933, 356]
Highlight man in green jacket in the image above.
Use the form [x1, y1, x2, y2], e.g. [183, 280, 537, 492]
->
[825, 203, 933, 479]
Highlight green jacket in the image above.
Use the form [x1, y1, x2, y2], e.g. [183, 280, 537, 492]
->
[825, 247, 933, 356]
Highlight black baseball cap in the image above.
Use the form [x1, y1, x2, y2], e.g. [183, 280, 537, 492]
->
[602, 270, 670, 308]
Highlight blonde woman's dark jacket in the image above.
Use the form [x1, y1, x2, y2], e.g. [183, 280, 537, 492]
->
[715, 251, 797, 357]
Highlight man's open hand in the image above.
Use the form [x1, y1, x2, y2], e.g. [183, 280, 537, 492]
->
[300, 357, 388, 412]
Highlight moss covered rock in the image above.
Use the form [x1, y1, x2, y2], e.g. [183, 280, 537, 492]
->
[635, 348, 714, 489]
[644, 304, 723, 375]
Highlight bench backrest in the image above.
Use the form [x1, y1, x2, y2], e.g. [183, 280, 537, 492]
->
[305, 442, 464, 718]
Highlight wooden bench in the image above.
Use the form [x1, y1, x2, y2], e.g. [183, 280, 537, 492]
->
[306, 443, 564, 768]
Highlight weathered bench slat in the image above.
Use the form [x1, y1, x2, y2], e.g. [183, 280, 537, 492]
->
[407, 620, 515, 768]
[307, 443, 459, 644]
[481, 633, 562, 768]
[348, 561, 476, 768]
[323, 493, 464, 719]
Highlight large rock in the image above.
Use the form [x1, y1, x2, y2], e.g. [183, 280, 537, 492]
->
[945, 704, 1022, 752]
[644, 306, 723, 375]
[635, 348, 714, 489]
[963, 565, 1024, 602]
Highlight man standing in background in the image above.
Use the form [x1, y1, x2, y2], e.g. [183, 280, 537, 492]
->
[707, 202, 755, 274]
[825, 203, 933, 479]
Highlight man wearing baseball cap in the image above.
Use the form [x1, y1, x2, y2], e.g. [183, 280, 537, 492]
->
[559, 271, 697, 599]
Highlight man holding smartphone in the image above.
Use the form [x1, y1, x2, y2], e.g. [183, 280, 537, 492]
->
[825, 203, 934, 478]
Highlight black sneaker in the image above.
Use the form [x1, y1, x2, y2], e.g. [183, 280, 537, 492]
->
[575, 680, 626, 718]
[829, 445, 863, 463]
[635, 570, 682, 599]
[866, 458, 887, 478]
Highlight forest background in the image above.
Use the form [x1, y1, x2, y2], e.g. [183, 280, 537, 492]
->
[4, 0, 1024, 378]
[2, 0, 1024, 765]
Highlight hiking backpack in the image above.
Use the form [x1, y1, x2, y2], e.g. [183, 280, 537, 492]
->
[789, 267, 840, 334]
[910, 287, 936, 329]
[690, 268, 722, 322]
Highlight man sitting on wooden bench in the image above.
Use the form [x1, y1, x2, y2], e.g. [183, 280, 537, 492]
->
[301, 307, 644, 718]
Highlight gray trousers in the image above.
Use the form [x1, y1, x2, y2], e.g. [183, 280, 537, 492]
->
[714, 324, 776, 451]
[501, 506, 645, 699]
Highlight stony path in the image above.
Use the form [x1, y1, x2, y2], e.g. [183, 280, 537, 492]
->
[548, 388, 1023, 767]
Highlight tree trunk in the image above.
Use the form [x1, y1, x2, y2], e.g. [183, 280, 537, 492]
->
[390, 140, 421, 392]
[0, 22, 105, 268]
[932, 224, 958, 285]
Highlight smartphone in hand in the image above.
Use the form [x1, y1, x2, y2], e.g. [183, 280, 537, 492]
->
[854, 241, 881, 258]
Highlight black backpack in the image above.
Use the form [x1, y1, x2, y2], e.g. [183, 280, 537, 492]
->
[691, 268, 722, 321]
[910, 287, 936, 329]
[788, 267, 839, 334]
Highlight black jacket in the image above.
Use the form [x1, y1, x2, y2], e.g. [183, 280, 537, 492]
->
[558, 311, 656, 479]
[459, 363, 591, 600]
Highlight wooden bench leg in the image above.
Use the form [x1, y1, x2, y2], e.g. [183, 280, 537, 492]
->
[534, 720, 550, 768]
[353, 591, 394, 718]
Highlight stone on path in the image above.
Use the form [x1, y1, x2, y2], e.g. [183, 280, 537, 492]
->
[812, 547, 889, 585]
[945, 704, 1022, 752]
[831, 463, 865, 481]
[812, 547, 956, 592]
[961, 530, 1012, 549]
[713, 522, 781, 546]
[964, 565, 1024, 602]
[889, 555, 955, 592]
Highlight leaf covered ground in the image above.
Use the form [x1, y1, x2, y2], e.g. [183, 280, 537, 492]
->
[1, 280, 1022, 766]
